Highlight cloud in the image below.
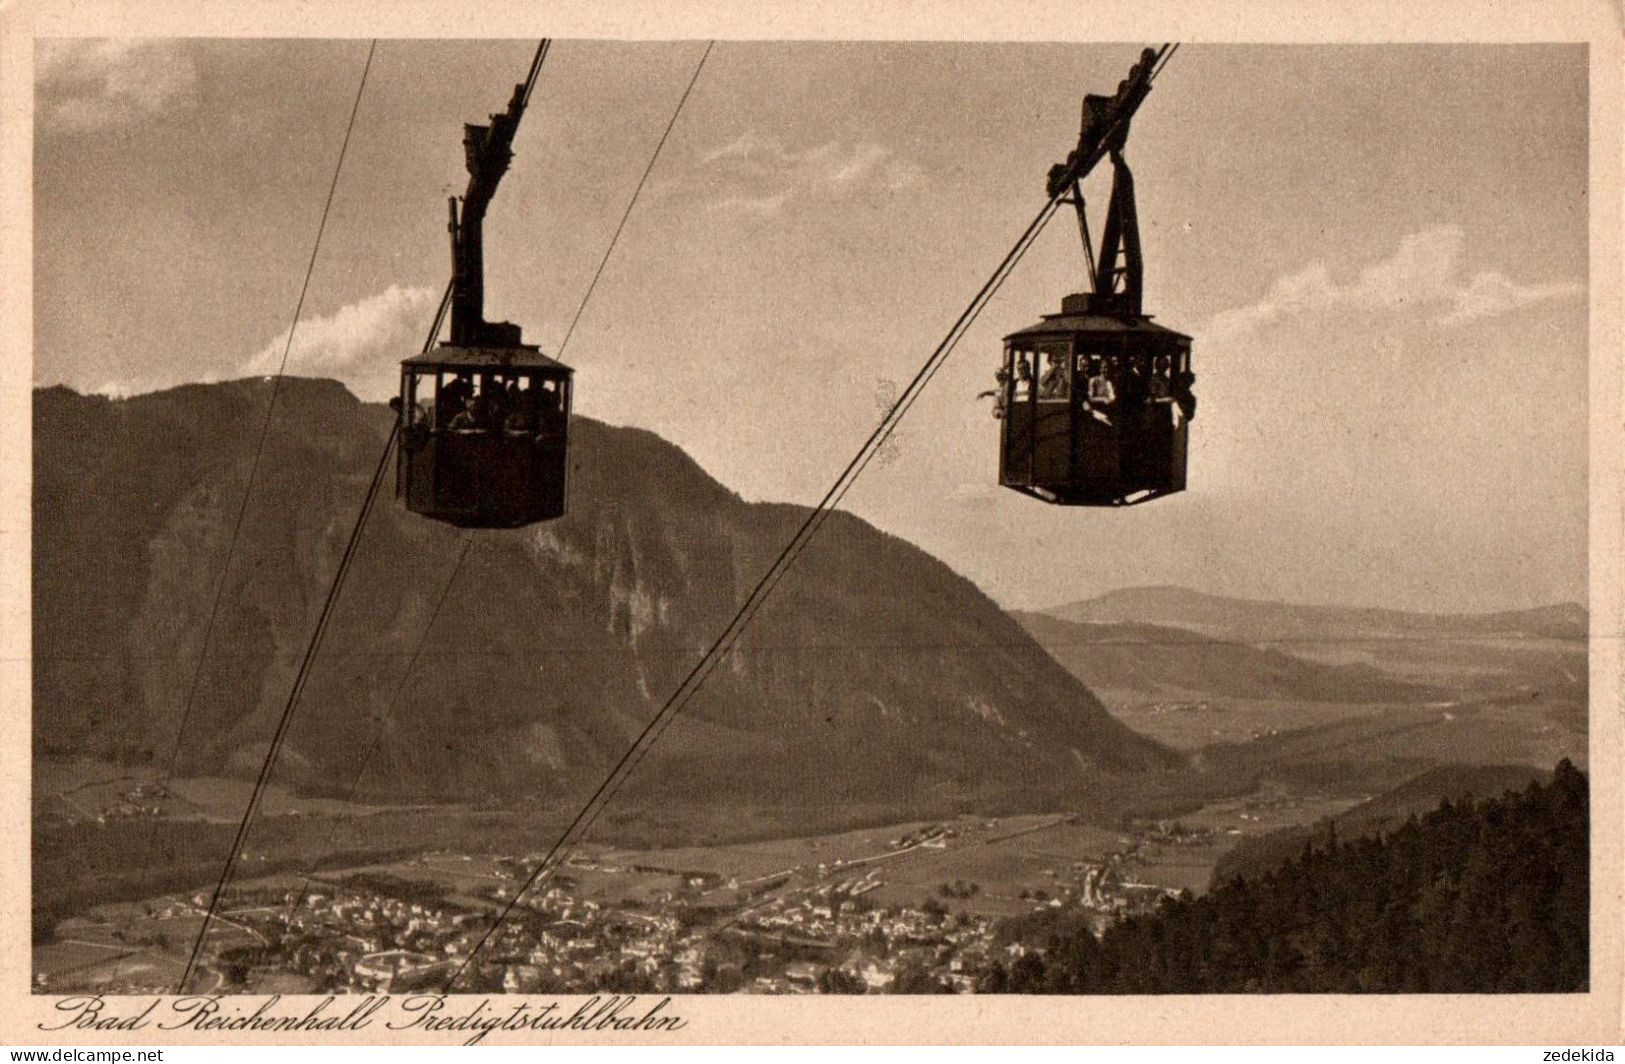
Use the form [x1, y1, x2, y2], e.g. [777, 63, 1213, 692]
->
[1436, 271, 1586, 326]
[1207, 226, 1584, 343]
[91, 375, 173, 399]
[36, 39, 200, 132]
[696, 132, 923, 217]
[239, 284, 441, 401]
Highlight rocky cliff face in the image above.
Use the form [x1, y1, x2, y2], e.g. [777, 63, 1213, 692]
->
[33, 379, 1178, 807]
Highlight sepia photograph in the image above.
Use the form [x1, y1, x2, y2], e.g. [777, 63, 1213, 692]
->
[4, 0, 1621, 1047]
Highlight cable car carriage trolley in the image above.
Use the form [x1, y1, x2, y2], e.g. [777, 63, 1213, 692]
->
[395, 78, 573, 528]
[994, 47, 1195, 507]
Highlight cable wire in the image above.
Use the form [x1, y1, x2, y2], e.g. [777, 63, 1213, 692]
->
[114, 37, 377, 987]
[176, 33, 560, 990]
[175, 33, 562, 986]
[555, 40, 714, 361]
[176, 280, 451, 991]
[445, 191, 1066, 989]
[521, 40, 551, 109]
[443, 41, 1183, 987]
[165, 39, 378, 774]
[177, 40, 1178, 993]
[280, 531, 475, 922]
[155, 37, 377, 820]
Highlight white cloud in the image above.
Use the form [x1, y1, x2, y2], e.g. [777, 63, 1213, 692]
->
[91, 375, 168, 399]
[697, 132, 922, 217]
[1207, 226, 1584, 343]
[36, 39, 200, 132]
[1437, 271, 1586, 326]
[239, 284, 441, 401]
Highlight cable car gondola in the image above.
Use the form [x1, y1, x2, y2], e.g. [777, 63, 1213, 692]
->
[395, 78, 573, 528]
[995, 47, 1195, 507]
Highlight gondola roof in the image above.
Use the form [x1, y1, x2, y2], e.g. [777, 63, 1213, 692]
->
[402, 343, 573, 373]
[1004, 311, 1191, 344]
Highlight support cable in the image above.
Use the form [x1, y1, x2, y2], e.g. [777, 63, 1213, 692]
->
[446, 192, 1065, 989]
[166, 40, 379, 775]
[522, 40, 551, 109]
[445, 41, 1182, 988]
[177, 280, 451, 991]
[556, 40, 714, 361]
[118, 37, 377, 986]
[182, 39, 1178, 993]
[278, 39, 711, 933]
[180, 37, 553, 989]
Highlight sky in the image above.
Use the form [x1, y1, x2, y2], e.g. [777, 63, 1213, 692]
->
[32, 40, 1590, 613]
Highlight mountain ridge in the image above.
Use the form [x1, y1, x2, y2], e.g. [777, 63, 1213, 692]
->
[1009, 610, 1445, 707]
[33, 378, 1179, 810]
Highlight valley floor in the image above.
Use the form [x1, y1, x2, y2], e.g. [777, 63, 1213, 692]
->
[34, 783, 1362, 995]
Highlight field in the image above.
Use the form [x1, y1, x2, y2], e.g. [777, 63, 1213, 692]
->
[1205, 700, 1585, 783]
[1131, 785, 1362, 892]
[34, 757, 451, 826]
[323, 797, 1365, 923]
[1104, 697, 1404, 750]
[35, 910, 206, 993]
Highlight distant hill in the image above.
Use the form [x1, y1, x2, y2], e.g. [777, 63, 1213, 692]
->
[1020, 590, 1590, 789]
[1036, 587, 1588, 710]
[982, 761, 1588, 993]
[33, 380, 1178, 810]
[1009, 611, 1442, 707]
[1041, 586, 1588, 644]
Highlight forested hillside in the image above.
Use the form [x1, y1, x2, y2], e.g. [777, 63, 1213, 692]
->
[980, 760, 1588, 993]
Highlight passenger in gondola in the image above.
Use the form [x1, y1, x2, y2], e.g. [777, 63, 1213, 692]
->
[1084, 358, 1116, 424]
[480, 375, 509, 433]
[1013, 353, 1033, 400]
[438, 373, 474, 429]
[458, 385, 498, 434]
[1174, 367, 1197, 422]
[390, 394, 431, 436]
[978, 366, 1011, 418]
[448, 397, 480, 433]
[1143, 354, 1175, 427]
[1111, 356, 1133, 416]
[537, 382, 564, 436]
[503, 380, 534, 435]
[1147, 354, 1172, 401]
[1119, 355, 1148, 408]
[1039, 351, 1070, 400]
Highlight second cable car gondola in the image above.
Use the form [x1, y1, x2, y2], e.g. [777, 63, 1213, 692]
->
[395, 77, 572, 528]
[994, 46, 1196, 507]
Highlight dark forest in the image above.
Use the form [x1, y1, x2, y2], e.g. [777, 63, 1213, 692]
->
[980, 761, 1589, 993]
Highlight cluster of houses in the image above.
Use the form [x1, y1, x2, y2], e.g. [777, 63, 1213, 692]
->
[194, 874, 704, 994]
[48, 781, 172, 827]
[888, 825, 956, 851]
[165, 820, 1196, 995]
